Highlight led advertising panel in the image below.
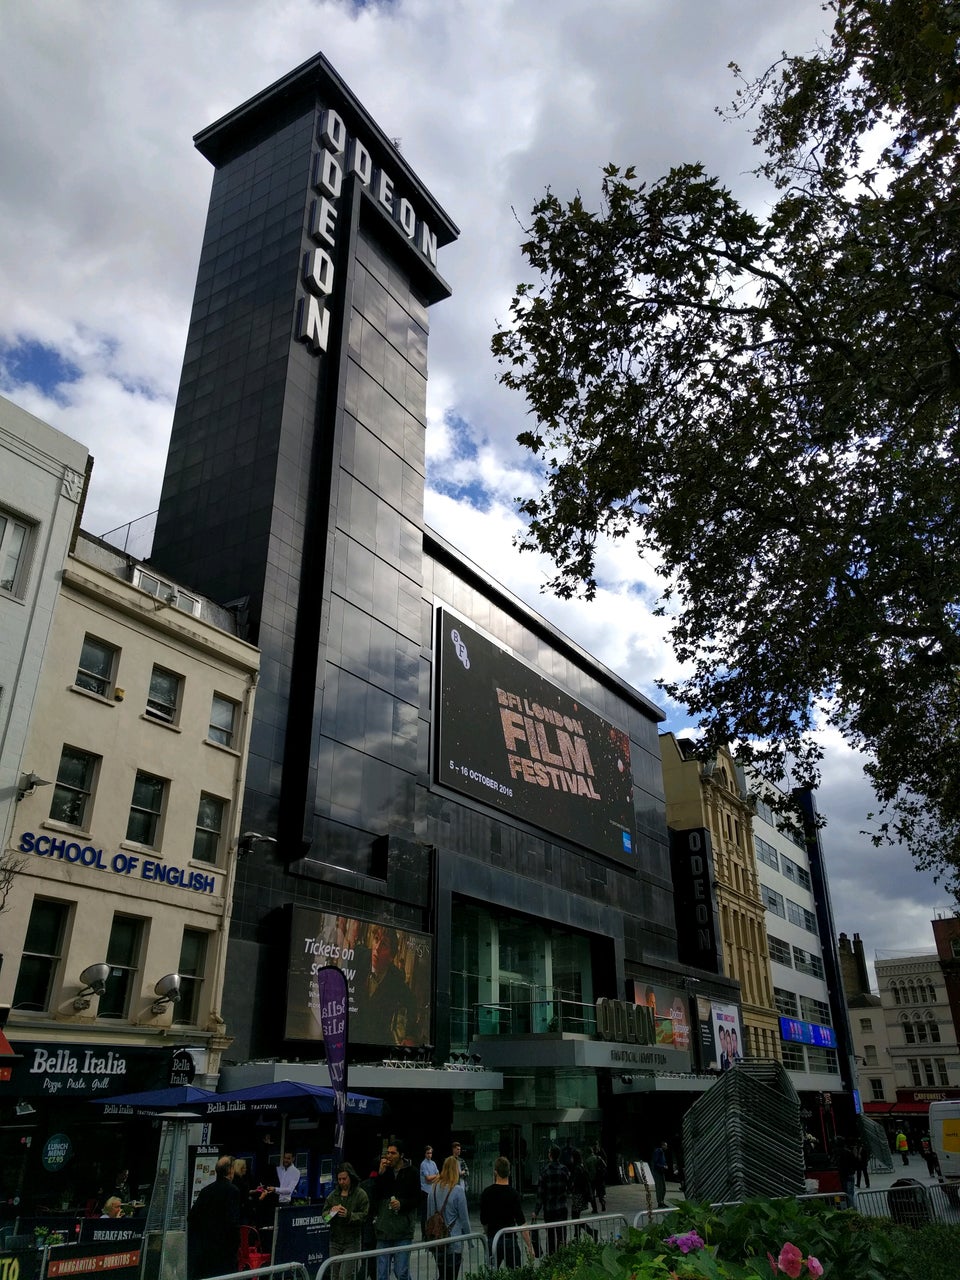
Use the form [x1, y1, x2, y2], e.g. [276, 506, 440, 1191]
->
[285, 908, 432, 1047]
[435, 610, 636, 863]
[632, 980, 692, 1051]
[779, 1017, 837, 1049]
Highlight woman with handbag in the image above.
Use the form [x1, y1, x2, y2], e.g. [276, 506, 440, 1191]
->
[425, 1156, 471, 1280]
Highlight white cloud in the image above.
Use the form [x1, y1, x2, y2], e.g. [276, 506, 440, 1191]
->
[0, 0, 947, 964]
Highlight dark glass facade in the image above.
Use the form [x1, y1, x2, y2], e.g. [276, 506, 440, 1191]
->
[151, 54, 692, 1102]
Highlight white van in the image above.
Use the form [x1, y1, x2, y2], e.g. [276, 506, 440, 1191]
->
[929, 1101, 960, 1184]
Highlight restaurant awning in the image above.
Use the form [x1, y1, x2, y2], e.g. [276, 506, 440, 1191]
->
[862, 1102, 892, 1115]
[92, 1084, 217, 1114]
[208, 1079, 384, 1117]
[890, 1100, 931, 1115]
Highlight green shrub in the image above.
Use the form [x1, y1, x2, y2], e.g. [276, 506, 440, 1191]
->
[476, 1200, 960, 1280]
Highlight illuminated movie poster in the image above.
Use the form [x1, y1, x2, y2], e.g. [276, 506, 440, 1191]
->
[696, 997, 745, 1071]
[435, 610, 637, 864]
[632, 981, 692, 1050]
[285, 907, 432, 1047]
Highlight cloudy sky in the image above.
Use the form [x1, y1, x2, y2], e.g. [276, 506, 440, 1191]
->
[1, 0, 950, 978]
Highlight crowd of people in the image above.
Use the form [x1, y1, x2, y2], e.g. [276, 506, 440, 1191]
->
[185, 1137, 617, 1280]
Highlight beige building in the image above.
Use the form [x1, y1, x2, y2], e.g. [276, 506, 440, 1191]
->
[1, 396, 88, 857]
[660, 735, 780, 1061]
[2, 530, 259, 1092]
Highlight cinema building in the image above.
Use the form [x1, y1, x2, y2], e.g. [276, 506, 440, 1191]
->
[144, 52, 742, 1182]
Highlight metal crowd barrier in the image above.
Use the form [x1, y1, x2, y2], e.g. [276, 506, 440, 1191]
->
[194, 1266, 310, 1280]
[314, 1232, 489, 1280]
[490, 1213, 628, 1266]
[632, 1192, 849, 1230]
[853, 1182, 960, 1226]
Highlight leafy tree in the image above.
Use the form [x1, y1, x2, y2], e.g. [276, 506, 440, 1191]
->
[492, 0, 960, 888]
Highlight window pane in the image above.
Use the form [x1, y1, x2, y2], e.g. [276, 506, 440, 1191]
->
[209, 695, 237, 746]
[146, 667, 180, 722]
[175, 929, 208, 1025]
[100, 916, 143, 1018]
[0, 513, 29, 591]
[76, 636, 116, 695]
[193, 794, 224, 863]
[127, 771, 165, 845]
[50, 746, 98, 827]
[13, 900, 69, 1011]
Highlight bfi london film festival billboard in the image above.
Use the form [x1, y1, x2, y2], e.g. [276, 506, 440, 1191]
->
[285, 907, 432, 1047]
[435, 611, 637, 864]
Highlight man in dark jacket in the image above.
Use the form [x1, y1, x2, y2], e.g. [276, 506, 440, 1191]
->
[188, 1155, 241, 1280]
[369, 1140, 420, 1280]
[534, 1147, 570, 1255]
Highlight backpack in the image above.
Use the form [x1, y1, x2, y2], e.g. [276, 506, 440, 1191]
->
[425, 1187, 453, 1240]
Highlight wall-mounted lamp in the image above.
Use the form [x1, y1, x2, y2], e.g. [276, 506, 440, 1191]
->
[73, 962, 111, 1011]
[17, 772, 52, 801]
[151, 973, 182, 1016]
[237, 831, 278, 858]
[15, 1101, 36, 1117]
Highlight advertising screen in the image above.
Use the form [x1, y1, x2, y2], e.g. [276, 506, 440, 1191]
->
[435, 610, 636, 863]
[779, 1016, 837, 1048]
[631, 981, 692, 1050]
[285, 908, 432, 1047]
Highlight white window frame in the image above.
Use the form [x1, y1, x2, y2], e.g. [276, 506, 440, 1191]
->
[0, 507, 34, 596]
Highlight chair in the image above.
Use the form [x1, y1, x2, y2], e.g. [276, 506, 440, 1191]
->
[238, 1224, 271, 1270]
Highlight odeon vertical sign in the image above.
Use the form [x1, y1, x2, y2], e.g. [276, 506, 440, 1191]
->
[296, 108, 439, 355]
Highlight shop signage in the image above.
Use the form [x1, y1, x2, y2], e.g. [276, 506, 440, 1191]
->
[42, 1132, 73, 1171]
[0, 1252, 39, 1280]
[669, 828, 722, 972]
[48, 1244, 140, 1280]
[595, 997, 656, 1045]
[17, 831, 217, 896]
[897, 1088, 960, 1105]
[297, 107, 439, 356]
[5, 1041, 172, 1098]
[170, 1048, 196, 1087]
[274, 1205, 329, 1270]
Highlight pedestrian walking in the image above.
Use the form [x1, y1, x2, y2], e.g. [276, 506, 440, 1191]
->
[895, 1129, 910, 1166]
[479, 1157, 532, 1269]
[533, 1146, 571, 1255]
[426, 1156, 471, 1280]
[652, 1142, 668, 1209]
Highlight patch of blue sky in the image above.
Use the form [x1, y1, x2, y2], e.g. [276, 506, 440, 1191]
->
[0, 338, 81, 403]
[427, 411, 494, 510]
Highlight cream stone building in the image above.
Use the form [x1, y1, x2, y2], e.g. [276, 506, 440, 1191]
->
[2, 530, 259, 1105]
[0, 395, 88, 857]
[660, 735, 781, 1061]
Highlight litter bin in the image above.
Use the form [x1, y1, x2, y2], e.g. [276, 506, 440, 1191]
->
[887, 1178, 930, 1227]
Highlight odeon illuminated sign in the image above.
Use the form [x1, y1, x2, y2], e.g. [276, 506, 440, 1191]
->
[595, 997, 658, 1045]
[296, 108, 438, 356]
[18, 830, 217, 896]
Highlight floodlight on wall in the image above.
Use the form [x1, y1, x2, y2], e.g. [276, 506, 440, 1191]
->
[15, 1101, 36, 1117]
[73, 962, 111, 1011]
[237, 832, 278, 858]
[151, 973, 182, 1016]
[17, 772, 51, 801]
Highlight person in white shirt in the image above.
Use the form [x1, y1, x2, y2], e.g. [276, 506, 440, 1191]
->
[275, 1151, 301, 1204]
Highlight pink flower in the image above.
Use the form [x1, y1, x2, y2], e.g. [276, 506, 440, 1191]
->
[767, 1253, 778, 1275]
[806, 1257, 823, 1278]
[777, 1242, 804, 1279]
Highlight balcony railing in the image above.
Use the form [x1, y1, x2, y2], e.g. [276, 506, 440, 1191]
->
[454, 997, 597, 1042]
